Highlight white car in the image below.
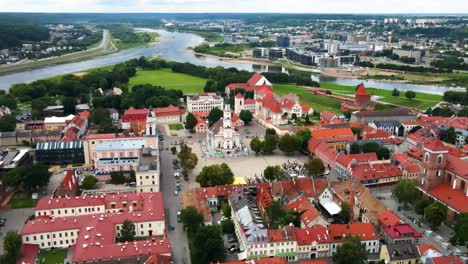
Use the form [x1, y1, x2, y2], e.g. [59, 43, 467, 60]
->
[174, 172, 180, 178]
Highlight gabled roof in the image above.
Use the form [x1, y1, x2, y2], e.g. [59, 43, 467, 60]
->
[328, 223, 378, 242]
[247, 72, 265, 87]
[378, 209, 401, 228]
[235, 93, 244, 99]
[428, 184, 468, 213]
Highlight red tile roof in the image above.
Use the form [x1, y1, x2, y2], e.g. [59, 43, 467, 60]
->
[378, 209, 401, 228]
[350, 163, 402, 181]
[424, 139, 448, 152]
[16, 244, 39, 264]
[417, 244, 441, 256]
[385, 223, 422, 239]
[328, 223, 378, 242]
[286, 197, 320, 226]
[294, 225, 330, 245]
[154, 105, 180, 117]
[431, 255, 465, 264]
[261, 95, 282, 113]
[245, 98, 255, 105]
[446, 154, 468, 179]
[268, 226, 296, 242]
[121, 107, 147, 122]
[235, 93, 244, 99]
[336, 153, 378, 167]
[355, 83, 369, 96]
[247, 72, 265, 87]
[428, 184, 468, 213]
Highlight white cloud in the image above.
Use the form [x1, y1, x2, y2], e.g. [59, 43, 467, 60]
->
[0, 0, 466, 13]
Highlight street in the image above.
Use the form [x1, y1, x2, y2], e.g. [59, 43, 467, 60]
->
[0, 208, 34, 255]
[159, 125, 191, 264]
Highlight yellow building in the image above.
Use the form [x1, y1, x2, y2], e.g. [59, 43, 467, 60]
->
[380, 244, 420, 264]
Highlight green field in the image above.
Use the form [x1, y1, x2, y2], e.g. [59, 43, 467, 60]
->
[129, 69, 207, 94]
[38, 249, 67, 264]
[273, 84, 343, 114]
[169, 123, 184, 130]
[7, 197, 37, 208]
[320, 83, 442, 110]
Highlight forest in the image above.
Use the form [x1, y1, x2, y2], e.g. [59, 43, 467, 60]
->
[0, 22, 49, 49]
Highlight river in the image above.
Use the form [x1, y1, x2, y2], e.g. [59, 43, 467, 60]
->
[0, 29, 463, 95]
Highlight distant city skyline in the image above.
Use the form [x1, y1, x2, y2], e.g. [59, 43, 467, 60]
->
[0, 0, 466, 14]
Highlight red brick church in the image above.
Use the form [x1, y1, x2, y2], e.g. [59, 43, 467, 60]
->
[341, 83, 375, 112]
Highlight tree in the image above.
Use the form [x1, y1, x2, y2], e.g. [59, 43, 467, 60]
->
[220, 201, 231, 218]
[0, 114, 16, 132]
[362, 142, 380, 153]
[3, 230, 21, 262]
[80, 175, 98, 190]
[263, 134, 279, 154]
[110, 171, 126, 184]
[177, 142, 198, 178]
[377, 147, 391, 160]
[444, 127, 457, 144]
[392, 179, 419, 208]
[185, 112, 197, 131]
[450, 213, 468, 247]
[3, 164, 50, 192]
[196, 163, 234, 187]
[392, 88, 400, 97]
[62, 96, 77, 115]
[265, 128, 277, 136]
[295, 129, 311, 150]
[265, 200, 303, 229]
[332, 235, 368, 264]
[190, 225, 226, 264]
[263, 165, 284, 181]
[304, 113, 312, 125]
[181, 206, 204, 235]
[405, 90, 416, 100]
[350, 143, 361, 154]
[424, 201, 447, 229]
[333, 202, 351, 224]
[239, 110, 253, 125]
[304, 158, 325, 176]
[207, 107, 223, 126]
[221, 219, 235, 234]
[250, 137, 264, 154]
[351, 127, 363, 140]
[415, 199, 431, 215]
[118, 219, 136, 242]
[278, 134, 299, 154]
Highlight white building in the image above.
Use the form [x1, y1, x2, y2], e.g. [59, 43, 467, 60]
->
[187, 93, 224, 113]
[206, 106, 242, 155]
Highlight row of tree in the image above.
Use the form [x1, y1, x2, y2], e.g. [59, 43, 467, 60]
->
[250, 128, 311, 155]
[349, 141, 391, 160]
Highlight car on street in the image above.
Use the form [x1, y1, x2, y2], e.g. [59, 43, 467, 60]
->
[228, 246, 238, 253]
[169, 225, 175, 230]
[174, 172, 180, 178]
[177, 211, 181, 222]
[172, 159, 179, 165]
[228, 237, 238, 243]
[174, 190, 179, 196]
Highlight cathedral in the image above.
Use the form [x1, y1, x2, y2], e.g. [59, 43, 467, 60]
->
[206, 106, 243, 156]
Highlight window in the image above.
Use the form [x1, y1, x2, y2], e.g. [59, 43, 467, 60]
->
[437, 155, 443, 165]
[53, 234, 56, 238]
[149, 223, 152, 228]
[26, 237, 29, 242]
[424, 153, 429, 163]
[40, 235, 43, 240]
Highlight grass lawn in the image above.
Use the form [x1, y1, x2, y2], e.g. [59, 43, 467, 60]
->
[320, 83, 442, 110]
[7, 197, 38, 209]
[38, 249, 67, 264]
[273, 84, 343, 114]
[129, 68, 207, 94]
[169, 123, 184, 131]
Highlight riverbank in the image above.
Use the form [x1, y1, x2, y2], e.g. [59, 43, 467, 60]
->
[194, 52, 276, 66]
[0, 30, 118, 75]
[322, 67, 468, 88]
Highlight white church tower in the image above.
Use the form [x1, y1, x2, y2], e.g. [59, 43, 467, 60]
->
[223, 105, 232, 128]
[146, 106, 157, 137]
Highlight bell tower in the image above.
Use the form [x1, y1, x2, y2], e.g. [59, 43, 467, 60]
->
[145, 106, 157, 137]
[420, 139, 448, 191]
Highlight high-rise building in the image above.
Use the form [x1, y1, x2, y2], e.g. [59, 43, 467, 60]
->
[276, 35, 290, 48]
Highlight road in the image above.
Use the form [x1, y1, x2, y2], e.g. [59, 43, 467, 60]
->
[159, 126, 191, 264]
[0, 208, 34, 255]
[0, 29, 117, 75]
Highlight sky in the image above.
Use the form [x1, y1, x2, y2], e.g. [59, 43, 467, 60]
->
[0, 0, 466, 14]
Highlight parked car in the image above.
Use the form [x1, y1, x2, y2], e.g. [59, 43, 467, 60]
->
[227, 238, 238, 243]
[172, 159, 179, 165]
[177, 211, 181, 222]
[229, 246, 239, 253]
[169, 225, 175, 230]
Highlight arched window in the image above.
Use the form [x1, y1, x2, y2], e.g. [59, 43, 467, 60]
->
[437, 155, 443, 165]
[425, 153, 429, 163]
